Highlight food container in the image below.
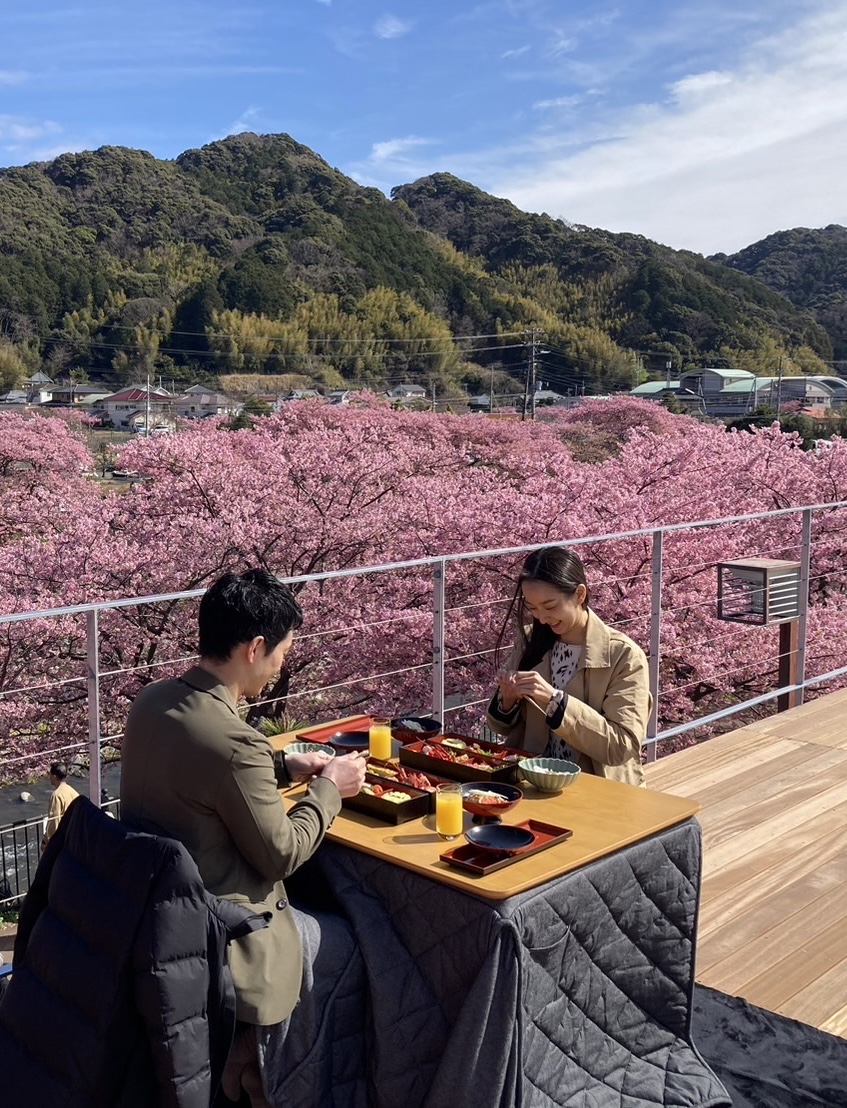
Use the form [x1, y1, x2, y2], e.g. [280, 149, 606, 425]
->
[399, 736, 521, 784]
[341, 775, 430, 824]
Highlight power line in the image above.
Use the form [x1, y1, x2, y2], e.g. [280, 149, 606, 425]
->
[46, 323, 527, 345]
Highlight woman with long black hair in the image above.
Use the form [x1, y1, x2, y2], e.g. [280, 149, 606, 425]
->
[486, 546, 650, 786]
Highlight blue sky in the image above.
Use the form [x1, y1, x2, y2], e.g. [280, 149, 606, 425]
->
[2, 0, 846, 254]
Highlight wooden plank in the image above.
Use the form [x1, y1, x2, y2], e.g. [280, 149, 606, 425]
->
[771, 952, 847, 1028]
[647, 729, 780, 789]
[696, 753, 847, 846]
[648, 688, 847, 1032]
[699, 806, 847, 933]
[646, 737, 800, 800]
[700, 769, 847, 874]
[697, 857, 847, 979]
[693, 744, 847, 813]
[670, 739, 814, 808]
[819, 1003, 847, 1038]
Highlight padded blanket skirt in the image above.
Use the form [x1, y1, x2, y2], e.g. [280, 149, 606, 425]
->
[265, 818, 729, 1108]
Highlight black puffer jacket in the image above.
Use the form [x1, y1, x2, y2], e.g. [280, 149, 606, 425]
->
[0, 797, 269, 1107]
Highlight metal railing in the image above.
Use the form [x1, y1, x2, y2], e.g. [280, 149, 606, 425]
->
[0, 801, 120, 907]
[3, 499, 847, 905]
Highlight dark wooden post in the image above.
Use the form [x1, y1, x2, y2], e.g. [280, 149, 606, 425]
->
[777, 619, 800, 712]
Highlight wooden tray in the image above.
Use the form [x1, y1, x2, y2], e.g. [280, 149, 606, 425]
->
[342, 775, 430, 824]
[439, 819, 573, 875]
[399, 737, 521, 784]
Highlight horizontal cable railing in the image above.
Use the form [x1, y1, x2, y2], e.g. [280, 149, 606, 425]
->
[3, 499, 847, 904]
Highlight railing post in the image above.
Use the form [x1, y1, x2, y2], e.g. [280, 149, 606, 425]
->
[645, 529, 664, 763]
[796, 508, 812, 706]
[431, 559, 446, 723]
[86, 610, 102, 807]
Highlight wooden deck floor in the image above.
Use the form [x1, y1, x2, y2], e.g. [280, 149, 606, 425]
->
[646, 688, 847, 1037]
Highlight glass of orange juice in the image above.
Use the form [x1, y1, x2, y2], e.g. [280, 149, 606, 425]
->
[369, 717, 393, 761]
[435, 782, 464, 840]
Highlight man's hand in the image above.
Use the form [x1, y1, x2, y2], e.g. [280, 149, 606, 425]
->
[319, 751, 368, 798]
[284, 750, 335, 782]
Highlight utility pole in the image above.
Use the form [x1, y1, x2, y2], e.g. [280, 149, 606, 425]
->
[145, 370, 151, 436]
[521, 333, 530, 422]
[489, 364, 495, 415]
[522, 328, 545, 420]
[776, 354, 784, 416]
[529, 328, 538, 420]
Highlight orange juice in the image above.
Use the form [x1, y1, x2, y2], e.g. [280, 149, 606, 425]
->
[369, 722, 392, 761]
[436, 786, 464, 839]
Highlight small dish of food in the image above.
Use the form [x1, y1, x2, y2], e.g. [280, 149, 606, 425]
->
[461, 781, 522, 823]
[390, 716, 442, 744]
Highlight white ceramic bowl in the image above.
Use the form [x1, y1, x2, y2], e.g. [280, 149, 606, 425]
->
[518, 757, 580, 793]
[285, 741, 336, 758]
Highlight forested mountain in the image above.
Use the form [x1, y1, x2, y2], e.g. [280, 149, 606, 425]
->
[0, 133, 837, 396]
[713, 226, 847, 363]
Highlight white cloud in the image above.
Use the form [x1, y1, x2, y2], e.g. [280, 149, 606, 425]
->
[370, 135, 433, 163]
[533, 96, 581, 110]
[0, 71, 28, 86]
[490, 3, 847, 253]
[501, 45, 530, 59]
[670, 71, 733, 101]
[0, 115, 62, 143]
[223, 106, 263, 137]
[374, 14, 413, 40]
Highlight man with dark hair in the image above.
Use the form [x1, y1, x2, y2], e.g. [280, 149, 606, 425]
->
[120, 569, 366, 1107]
[40, 762, 79, 854]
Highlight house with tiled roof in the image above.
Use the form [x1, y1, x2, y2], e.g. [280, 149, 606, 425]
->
[99, 385, 173, 430]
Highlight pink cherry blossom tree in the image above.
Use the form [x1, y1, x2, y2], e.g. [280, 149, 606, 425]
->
[2, 399, 847, 781]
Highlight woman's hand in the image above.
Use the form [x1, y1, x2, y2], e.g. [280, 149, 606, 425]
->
[497, 668, 521, 711]
[510, 670, 558, 714]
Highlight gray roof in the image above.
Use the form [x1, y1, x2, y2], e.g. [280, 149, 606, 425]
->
[720, 379, 765, 394]
[631, 381, 680, 395]
[698, 367, 756, 380]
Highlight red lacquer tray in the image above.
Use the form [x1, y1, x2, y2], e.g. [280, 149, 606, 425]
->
[439, 819, 573, 875]
[295, 716, 374, 743]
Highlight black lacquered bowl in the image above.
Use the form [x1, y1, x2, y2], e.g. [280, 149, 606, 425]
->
[390, 716, 442, 744]
[326, 730, 370, 751]
[464, 824, 535, 854]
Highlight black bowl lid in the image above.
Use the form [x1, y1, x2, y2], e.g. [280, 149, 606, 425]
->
[465, 824, 535, 853]
[327, 730, 370, 749]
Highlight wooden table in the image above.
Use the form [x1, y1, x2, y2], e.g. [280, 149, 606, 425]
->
[264, 723, 725, 1106]
[273, 724, 699, 900]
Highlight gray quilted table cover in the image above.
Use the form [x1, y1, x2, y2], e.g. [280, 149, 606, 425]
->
[262, 818, 729, 1107]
